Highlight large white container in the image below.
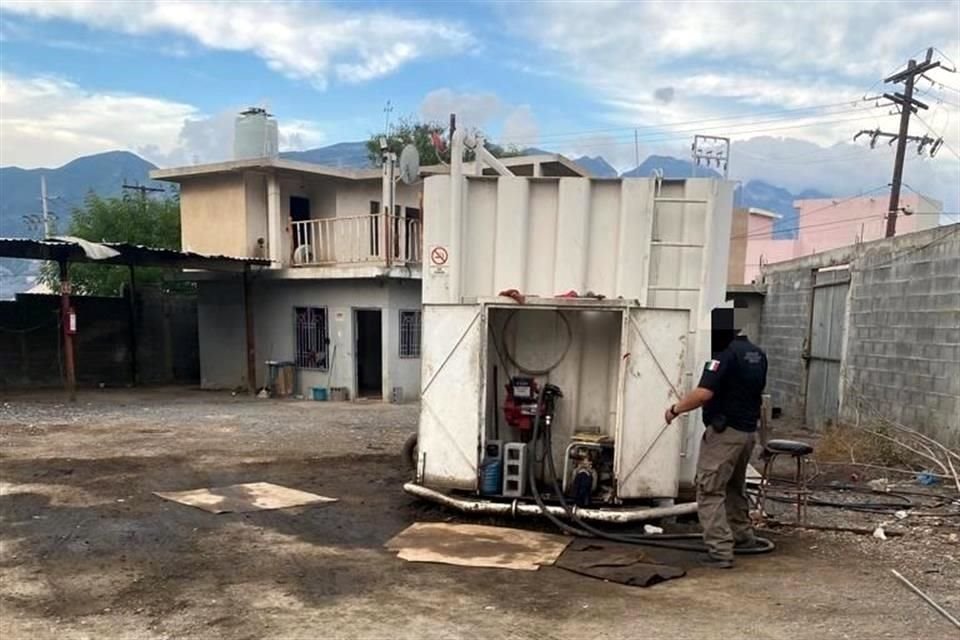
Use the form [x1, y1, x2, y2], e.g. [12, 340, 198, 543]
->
[419, 173, 735, 496]
[234, 108, 279, 160]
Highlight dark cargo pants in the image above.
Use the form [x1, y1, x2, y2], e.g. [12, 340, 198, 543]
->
[696, 427, 756, 561]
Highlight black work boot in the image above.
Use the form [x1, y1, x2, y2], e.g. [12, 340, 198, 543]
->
[698, 554, 734, 569]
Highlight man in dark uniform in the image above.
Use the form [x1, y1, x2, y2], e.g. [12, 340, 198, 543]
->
[664, 307, 768, 568]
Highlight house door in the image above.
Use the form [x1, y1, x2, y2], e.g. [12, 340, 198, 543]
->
[290, 196, 312, 256]
[804, 267, 850, 428]
[355, 309, 382, 398]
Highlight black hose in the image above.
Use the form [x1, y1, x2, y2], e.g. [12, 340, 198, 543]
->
[502, 310, 573, 376]
[526, 383, 775, 555]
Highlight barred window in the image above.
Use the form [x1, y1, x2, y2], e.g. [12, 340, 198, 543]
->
[294, 306, 329, 370]
[399, 310, 421, 359]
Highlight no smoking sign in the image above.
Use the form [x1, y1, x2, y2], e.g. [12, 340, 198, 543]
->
[430, 245, 449, 266]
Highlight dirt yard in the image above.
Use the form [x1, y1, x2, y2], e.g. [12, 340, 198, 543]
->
[1, 388, 957, 639]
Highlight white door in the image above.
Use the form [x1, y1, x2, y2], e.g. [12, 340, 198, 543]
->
[615, 308, 689, 498]
[417, 305, 485, 490]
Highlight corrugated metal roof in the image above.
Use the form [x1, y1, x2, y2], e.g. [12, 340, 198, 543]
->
[0, 237, 269, 272]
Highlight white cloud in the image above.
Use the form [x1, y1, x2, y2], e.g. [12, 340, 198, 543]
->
[0, 71, 196, 167]
[502, 105, 539, 148]
[418, 89, 542, 148]
[503, 1, 959, 207]
[0, 72, 327, 168]
[419, 89, 503, 130]
[507, 1, 960, 134]
[1, 0, 474, 88]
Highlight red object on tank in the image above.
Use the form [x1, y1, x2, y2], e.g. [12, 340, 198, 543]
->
[503, 377, 541, 430]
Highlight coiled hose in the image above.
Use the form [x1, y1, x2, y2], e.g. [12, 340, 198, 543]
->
[526, 383, 775, 555]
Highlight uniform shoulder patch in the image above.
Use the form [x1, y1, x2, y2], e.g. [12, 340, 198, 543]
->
[705, 359, 721, 372]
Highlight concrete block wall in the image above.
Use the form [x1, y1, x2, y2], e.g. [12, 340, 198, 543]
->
[759, 224, 960, 445]
[757, 269, 812, 416]
[841, 228, 960, 445]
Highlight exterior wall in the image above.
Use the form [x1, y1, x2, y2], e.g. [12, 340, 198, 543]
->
[180, 174, 248, 256]
[196, 277, 422, 401]
[334, 180, 421, 218]
[728, 208, 749, 285]
[182, 171, 422, 266]
[245, 174, 268, 256]
[841, 227, 960, 445]
[757, 268, 813, 417]
[759, 224, 960, 444]
[745, 193, 942, 283]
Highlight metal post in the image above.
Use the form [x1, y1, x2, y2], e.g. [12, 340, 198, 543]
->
[886, 59, 916, 238]
[243, 266, 257, 394]
[58, 260, 76, 401]
[41, 175, 52, 238]
[127, 265, 138, 386]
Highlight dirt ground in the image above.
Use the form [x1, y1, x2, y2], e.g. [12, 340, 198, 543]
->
[1, 388, 958, 640]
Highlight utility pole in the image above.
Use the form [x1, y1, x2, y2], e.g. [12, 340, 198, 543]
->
[634, 129, 640, 168]
[122, 182, 165, 213]
[40, 175, 53, 238]
[383, 99, 393, 137]
[854, 48, 947, 237]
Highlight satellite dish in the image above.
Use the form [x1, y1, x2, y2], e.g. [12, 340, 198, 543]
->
[398, 144, 420, 185]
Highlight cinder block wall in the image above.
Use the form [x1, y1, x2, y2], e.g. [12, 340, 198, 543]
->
[759, 224, 960, 445]
[757, 269, 812, 417]
[842, 229, 960, 444]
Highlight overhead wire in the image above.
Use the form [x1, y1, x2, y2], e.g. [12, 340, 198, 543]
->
[728, 185, 891, 242]
[498, 97, 886, 145]
[498, 103, 888, 149]
[528, 110, 892, 154]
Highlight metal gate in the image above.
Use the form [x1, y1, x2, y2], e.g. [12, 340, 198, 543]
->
[804, 267, 850, 427]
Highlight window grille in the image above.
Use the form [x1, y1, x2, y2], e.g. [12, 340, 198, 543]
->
[294, 306, 329, 370]
[399, 310, 421, 359]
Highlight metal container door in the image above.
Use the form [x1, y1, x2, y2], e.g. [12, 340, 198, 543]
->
[417, 304, 485, 490]
[615, 308, 689, 498]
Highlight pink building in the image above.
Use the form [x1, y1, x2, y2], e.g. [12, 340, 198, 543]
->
[737, 193, 942, 284]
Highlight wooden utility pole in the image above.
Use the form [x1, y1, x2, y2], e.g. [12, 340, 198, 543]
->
[58, 260, 76, 402]
[122, 182, 165, 213]
[866, 49, 942, 237]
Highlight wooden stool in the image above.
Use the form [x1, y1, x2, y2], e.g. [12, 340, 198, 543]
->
[759, 439, 814, 523]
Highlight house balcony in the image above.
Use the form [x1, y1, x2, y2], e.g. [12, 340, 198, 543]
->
[289, 214, 422, 270]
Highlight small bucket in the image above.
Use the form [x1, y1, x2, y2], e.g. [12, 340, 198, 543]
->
[311, 387, 329, 401]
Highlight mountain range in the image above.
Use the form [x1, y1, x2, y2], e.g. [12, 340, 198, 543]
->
[1, 144, 827, 294]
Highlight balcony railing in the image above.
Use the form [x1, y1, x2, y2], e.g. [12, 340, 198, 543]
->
[290, 214, 421, 268]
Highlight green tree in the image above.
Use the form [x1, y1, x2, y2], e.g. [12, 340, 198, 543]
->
[365, 116, 527, 167]
[40, 192, 182, 296]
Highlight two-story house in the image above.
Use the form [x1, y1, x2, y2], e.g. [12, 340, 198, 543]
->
[152, 110, 590, 401]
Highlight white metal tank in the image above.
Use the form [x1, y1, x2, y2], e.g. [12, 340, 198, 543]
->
[234, 107, 279, 159]
[419, 170, 735, 495]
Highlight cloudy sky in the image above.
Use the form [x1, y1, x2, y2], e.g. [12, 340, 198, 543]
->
[1, 0, 958, 211]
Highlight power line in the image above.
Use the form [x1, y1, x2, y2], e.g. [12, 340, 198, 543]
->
[729, 185, 890, 241]
[539, 110, 891, 153]
[913, 113, 960, 159]
[853, 47, 954, 238]
[497, 98, 886, 145]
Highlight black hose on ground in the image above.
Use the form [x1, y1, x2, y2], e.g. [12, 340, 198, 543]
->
[526, 383, 775, 555]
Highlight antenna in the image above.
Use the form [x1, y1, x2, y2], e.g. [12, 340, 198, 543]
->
[398, 144, 420, 185]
